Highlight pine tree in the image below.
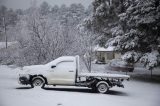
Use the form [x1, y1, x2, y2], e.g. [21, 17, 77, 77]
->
[81, 0, 125, 46]
[82, 0, 160, 70]
[107, 0, 160, 70]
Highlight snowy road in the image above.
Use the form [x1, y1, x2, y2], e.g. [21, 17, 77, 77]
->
[0, 65, 160, 106]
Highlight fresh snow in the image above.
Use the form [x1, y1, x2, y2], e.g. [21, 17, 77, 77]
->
[140, 50, 160, 69]
[0, 65, 160, 106]
[79, 73, 130, 79]
[94, 45, 115, 52]
[46, 56, 76, 66]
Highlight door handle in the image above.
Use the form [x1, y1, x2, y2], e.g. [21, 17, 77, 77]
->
[69, 70, 74, 72]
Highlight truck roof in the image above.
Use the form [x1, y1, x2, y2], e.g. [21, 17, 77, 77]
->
[46, 56, 76, 66]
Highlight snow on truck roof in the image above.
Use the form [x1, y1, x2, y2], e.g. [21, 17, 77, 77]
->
[46, 56, 76, 66]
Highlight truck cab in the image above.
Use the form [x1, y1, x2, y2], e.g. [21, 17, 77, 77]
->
[45, 56, 78, 85]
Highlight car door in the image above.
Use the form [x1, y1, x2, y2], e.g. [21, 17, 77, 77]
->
[47, 61, 76, 85]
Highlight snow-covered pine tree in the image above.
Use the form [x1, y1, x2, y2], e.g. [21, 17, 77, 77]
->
[107, 0, 160, 70]
[81, 0, 160, 70]
[81, 0, 125, 46]
[78, 0, 131, 72]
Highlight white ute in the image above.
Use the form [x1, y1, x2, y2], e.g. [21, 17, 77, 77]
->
[18, 56, 130, 94]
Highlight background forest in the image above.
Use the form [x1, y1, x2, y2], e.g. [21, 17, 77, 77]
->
[0, 0, 160, 71]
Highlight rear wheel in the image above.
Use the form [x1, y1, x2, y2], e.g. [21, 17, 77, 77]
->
[97, 82, 109, 94]
[31, 78, 45, 88]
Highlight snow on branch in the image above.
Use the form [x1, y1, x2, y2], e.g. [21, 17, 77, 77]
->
[140, 50, 160, 70]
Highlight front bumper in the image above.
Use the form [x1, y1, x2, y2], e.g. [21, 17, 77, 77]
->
[18, 74, 31, 85]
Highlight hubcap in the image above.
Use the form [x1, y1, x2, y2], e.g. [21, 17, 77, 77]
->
[98, 84, 108, 93]
[33, 79, 43, 86]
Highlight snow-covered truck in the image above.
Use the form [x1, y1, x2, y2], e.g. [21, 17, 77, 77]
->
[18, 56, 130, 94]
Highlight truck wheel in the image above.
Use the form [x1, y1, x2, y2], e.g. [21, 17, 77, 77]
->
[96, 82, 109, 94]
[32, 78, 45, 88]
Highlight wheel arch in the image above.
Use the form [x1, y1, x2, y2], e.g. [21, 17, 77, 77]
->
[96, 81, 110, 88]
[31, 75, 48, 84]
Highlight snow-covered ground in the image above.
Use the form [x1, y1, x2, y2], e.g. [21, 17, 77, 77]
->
[0, 65, 160, 106]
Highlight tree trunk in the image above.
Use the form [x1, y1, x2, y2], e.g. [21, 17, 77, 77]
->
[5, 28, 7, 49]
[89, 56, 92, 73]
[150, 69, 153, 79]
[3, 17, 7, 49]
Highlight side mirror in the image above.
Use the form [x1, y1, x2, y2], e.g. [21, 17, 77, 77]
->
[51, 65, 56, 68]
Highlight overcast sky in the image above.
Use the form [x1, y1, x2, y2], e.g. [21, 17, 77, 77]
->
[1, 0, 93, 10]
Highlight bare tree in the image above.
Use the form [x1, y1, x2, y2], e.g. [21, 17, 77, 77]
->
[77, 23, 98, 72]
[15, 3, 77, 65]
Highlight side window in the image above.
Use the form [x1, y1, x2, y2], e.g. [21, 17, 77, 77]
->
[56, 61, 75, 71]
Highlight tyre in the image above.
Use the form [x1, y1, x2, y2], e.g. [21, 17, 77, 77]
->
[97, 82, 109, 94]
[31, 77, 45, 88]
